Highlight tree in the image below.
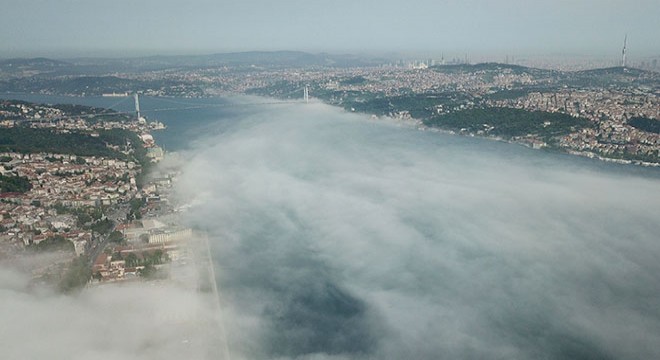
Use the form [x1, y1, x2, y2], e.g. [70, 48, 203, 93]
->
[108, 230, 124, 243]
[153, 249, 163, 264]
[129, 198, 145, 220]
[125, 253, 139, 267]
[28, 235, 73, 253]
[90, 218, 114, 235]
[139, 264, 156, 278]
[0, 174, 32, 193]
[76, 213, 92, 227]
[59, 256, 92, 293]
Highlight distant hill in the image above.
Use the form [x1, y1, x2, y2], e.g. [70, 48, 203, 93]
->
[0, 57, 71, 74]
[0, 75, 143, 96]
[202, 51, 386, 67]
[132, 50, 327, 68]
[575, 66, 650, 76]
[66, 51, 387, 71]
[432, 62, 529, 72]
[430, 62, 659, 90]
[432, 63, 658, 78]
[0, 57, 69, 67]
[565, 66, 659, 88]
[431, 62, 558, 77]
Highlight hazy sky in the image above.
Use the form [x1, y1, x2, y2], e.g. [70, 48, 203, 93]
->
[1, 0, 659, 58]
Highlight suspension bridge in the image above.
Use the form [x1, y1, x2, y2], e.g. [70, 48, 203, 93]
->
[87, 89, 312, 122]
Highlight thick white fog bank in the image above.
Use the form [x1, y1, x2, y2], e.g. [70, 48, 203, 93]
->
[175, 102, 660, 360]
[0, 266, 221, 360]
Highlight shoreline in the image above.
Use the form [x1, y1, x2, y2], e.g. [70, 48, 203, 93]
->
[358, 110, 660, 169]
[3, 91, 659, 169]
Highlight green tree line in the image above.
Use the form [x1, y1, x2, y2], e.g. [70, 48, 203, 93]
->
[0, 174, 32, 193]
[424, 107, 593, 140]
[628, 117, 660, 134]
[0, 127, 121, 158]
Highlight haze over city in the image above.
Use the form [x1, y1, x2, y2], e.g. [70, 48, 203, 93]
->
[3, 100, 660, 359]
[1, 0, 660, 58]
[1, 0, 660, 359]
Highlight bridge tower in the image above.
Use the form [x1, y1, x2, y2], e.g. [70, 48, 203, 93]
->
[622, 34, 627, 68]
[134, 93, 141, 121]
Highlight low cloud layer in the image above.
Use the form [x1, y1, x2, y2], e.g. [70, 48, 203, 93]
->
[0, 265, 222, 360]
[175, 102, 660, 359]
[2, 100, 658, 360]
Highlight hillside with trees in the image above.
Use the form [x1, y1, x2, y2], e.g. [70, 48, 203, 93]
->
[424, 107, 594, 140]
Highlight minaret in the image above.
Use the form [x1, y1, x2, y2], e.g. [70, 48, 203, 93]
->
[134, 93, 141, 121]
[621, 34, 627, 68]
[304, 86, 309, 103]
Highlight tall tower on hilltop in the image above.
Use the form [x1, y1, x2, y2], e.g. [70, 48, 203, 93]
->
[621, 34, 627, 68]
[134, 93, 141, 121]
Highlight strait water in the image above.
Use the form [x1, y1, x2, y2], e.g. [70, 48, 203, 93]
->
[2, 92, 659, 179]
[3, 93, 660, 359]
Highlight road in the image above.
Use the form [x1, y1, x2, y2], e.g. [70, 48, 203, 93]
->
[86, 203, 130, 266]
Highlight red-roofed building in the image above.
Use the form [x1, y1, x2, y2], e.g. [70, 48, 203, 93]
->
[92, 253, 109, 273]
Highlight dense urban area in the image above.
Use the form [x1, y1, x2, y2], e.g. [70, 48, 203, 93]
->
[2, 53, 659, 165]
[0, 51, 659, 290]
[0, 99, 196, 291]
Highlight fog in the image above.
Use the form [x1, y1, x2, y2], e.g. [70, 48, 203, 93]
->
[0, 266, 223, 359]
[2, 101, 659, 359]
[175, 102, 660, 359]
